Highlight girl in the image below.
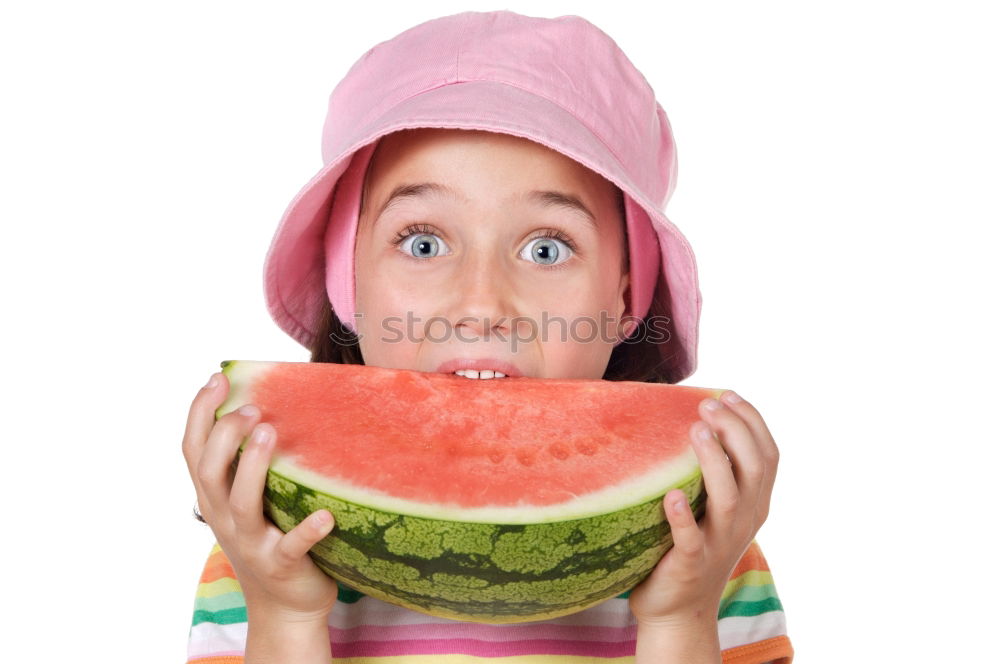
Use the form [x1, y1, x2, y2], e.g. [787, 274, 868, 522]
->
[182, 11, 792, 664]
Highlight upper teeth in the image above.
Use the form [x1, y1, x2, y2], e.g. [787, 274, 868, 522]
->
[454, 370, 507, 379]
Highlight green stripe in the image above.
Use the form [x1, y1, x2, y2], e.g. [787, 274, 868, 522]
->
[194, 591, 246, 613]
[718, 596, 784, 619]
[192, 606, 248, 626]
[721, 583, 777, 607]
[192, 590, 360, 626]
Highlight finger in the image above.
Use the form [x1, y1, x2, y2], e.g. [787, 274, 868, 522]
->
[273, 510, 336, 567]
[229, 422, 276, 541]
[646, 489, 704, 584]
[690, 420, 740, 523]
[197, 404, 262, 521]
[719, 392, 780, 519]
[181, 373, 229, 479]
[700, 397, 766, 498]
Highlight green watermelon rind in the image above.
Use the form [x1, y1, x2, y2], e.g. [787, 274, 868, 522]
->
[252, 455, 706, 624]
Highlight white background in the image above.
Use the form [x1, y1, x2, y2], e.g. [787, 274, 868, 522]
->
[3, 1, 997, 661]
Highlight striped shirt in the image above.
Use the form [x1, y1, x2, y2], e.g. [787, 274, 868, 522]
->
[187, 539, 792, 663]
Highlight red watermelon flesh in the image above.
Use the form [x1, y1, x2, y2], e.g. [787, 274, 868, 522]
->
[219, 360, 721, 523]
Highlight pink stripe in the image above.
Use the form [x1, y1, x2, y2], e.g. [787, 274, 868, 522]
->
[328, 637, 637, 658]
[329, 622, 636, 644]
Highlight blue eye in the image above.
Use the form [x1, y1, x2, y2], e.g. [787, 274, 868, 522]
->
[402, 233, 446, 258]
[520, 233, 575, 266]
[392, 224, 451, 258]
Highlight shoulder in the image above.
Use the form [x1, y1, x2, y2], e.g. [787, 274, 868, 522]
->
[718, 540, 794, 664]
[187, 543, 247, 663]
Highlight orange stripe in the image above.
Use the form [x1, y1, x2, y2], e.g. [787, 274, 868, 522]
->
[187, 657, 244, 664]
[729, 541, 770, 579]
[199, 548, 238, 584]
[722, 635, 794, 664]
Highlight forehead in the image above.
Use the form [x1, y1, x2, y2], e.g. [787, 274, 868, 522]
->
[364, 128, 617, 207]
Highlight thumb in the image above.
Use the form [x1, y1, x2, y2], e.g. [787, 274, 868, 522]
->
[650, 490, 705, 582]
[273, 509, 336, 567]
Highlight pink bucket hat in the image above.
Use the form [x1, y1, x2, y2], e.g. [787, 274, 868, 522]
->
[263, 10, 702, 380]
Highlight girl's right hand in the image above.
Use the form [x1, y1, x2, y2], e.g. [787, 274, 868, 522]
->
[182, 371, 339, 622]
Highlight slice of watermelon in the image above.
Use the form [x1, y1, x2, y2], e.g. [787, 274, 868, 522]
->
[216, 360, 722, 623]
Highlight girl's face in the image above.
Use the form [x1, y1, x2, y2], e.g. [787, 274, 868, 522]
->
[354, 128, 630, 379]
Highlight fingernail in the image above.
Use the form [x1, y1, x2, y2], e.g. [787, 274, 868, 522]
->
[238, 404, 259, 417]
[698, 425, 713, 441]
[313, 511, 331, 527]
[703, 398, 721, 411]
[723, 391, 742, 404]
[671, 497, 687, 514]
[204, 374, 218, 389]
[252, 426, 272, 446]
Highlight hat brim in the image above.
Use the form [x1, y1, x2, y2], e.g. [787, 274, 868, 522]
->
[263, 80, 701, 379]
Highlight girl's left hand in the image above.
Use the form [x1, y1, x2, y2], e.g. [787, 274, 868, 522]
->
[628, 391, 780, 628]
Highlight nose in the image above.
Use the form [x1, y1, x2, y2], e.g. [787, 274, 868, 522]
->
[446, 253, 517, 340]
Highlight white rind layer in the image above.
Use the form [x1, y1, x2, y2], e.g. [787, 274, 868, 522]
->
[269, 446, 700, 524]
[216, 360, 265, 418]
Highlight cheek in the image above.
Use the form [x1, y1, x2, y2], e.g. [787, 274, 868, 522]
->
[355, 263, 443, 338]
[358, 278, 430, 322]
[529, 270, 618, 310]
[355, 243, 418, 309]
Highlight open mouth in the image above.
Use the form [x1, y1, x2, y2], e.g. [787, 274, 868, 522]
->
[436, 359, 524, 378]
[451, 369, 508, 380]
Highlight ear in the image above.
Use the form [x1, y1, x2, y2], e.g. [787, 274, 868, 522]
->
[616, 272, 632, 339]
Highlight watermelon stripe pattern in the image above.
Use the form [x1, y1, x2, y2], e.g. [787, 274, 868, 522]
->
[187, 540, 793, 663]
[258, 465, 706, 624]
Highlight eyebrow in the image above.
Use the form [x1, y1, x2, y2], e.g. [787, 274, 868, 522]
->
[374, 182, 599, 232]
